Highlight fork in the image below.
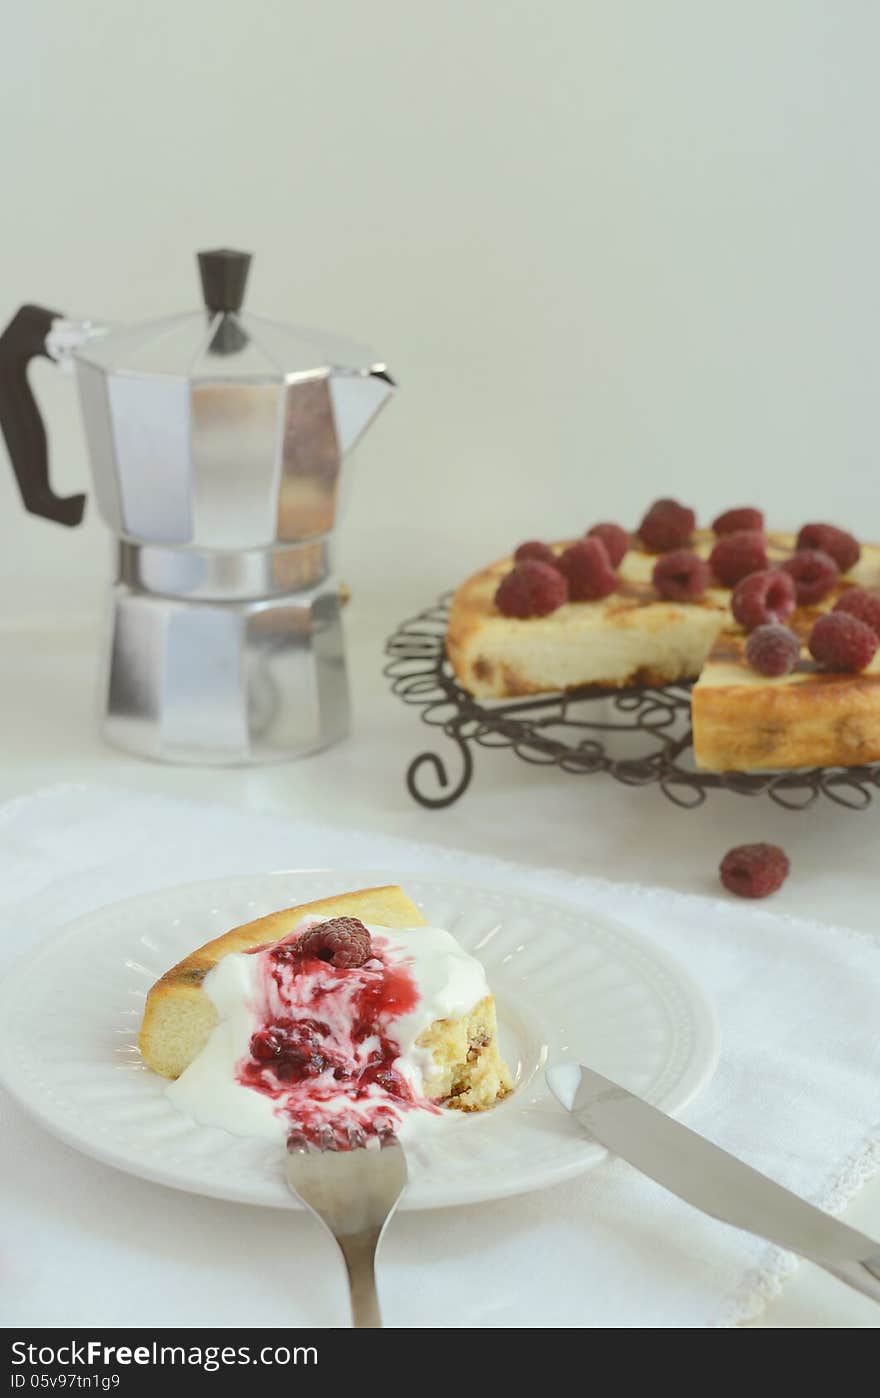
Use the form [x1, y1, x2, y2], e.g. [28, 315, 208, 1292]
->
[284, 1126, 408, 1328]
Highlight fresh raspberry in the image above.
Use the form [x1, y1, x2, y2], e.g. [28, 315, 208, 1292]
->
[296, 917, 373, 969]
[652, 549, 710, 602]
[731, 569, 796, 630]
[712, 507, 764, 536]
[720, 843, 790, 899]
[637, 498, 696, 552]
[514, 540, 556, 566]
[495, 560, 568, 618]
[744, 624, 801, 677]
[796, 523, 860, 574]
[709, 530, 769, 587]
[833, 587, 880, 638]
[587, 522, 629, 567]
[557, 537, 617, 601]
[808, 612, 878, 673]
[780, 549, 839, 606]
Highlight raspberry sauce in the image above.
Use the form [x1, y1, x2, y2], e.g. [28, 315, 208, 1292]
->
[236, 930, 435, 1148]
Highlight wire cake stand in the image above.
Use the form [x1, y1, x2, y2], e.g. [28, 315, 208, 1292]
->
[384, 593, 880, 812]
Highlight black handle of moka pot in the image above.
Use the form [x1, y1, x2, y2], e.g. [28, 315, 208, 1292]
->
[0, 303, 86, 526]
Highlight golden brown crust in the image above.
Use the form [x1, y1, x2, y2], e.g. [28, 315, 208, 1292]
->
[140, 886, 425, 1079]
[692, 631, 880, 770]
[692, 678, 880, 770]
[157, 887, 422, 989]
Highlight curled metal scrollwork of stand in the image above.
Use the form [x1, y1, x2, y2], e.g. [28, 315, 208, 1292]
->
[384, 594, 880, 811]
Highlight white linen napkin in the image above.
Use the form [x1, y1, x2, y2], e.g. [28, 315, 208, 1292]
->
[0, 783, 878, 1329]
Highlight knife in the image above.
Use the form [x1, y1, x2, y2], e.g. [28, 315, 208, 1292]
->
[546, 1063, 880, 1305]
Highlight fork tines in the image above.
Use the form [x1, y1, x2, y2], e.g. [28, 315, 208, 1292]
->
[286, 1121, 371, 1152]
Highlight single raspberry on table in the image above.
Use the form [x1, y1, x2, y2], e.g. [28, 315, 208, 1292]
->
[744, 624, 801, 677]
[780, 549, 839, 606]
[808, 612, 878, 673]
[495, 560, 568, 618]
[514, 540, 556, 566]
[712, 506, 764, 536]
[557, 537, 617, 601]
[709, 530, 769, 587]
[731, 569, 796, 630]
[637, 498, 696, 552]
[796, 523, 860, 574]
[720, 843, 790, 899]
[652, 549, 710, 602]
[833, 587, 880, 638]
[296, 917, 373, 969]
[587, 522, 629, 567]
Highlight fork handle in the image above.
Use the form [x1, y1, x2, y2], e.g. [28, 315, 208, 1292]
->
[337, 1229, 382, 1328]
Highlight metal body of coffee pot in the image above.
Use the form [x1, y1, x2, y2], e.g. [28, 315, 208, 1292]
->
[0, 249, 394, 763]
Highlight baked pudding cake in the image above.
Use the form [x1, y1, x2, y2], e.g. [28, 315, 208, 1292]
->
[447, 501, 880, 772]
[140, 885, 512, 1148]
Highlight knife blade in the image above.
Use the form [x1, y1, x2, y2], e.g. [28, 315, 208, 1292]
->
[546, 1063, 880, 1305]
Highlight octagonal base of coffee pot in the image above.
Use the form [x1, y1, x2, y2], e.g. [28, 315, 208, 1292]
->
[100, 581, 350, 765]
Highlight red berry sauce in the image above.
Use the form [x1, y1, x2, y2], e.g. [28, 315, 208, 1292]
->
[237, 925, 437, 1149]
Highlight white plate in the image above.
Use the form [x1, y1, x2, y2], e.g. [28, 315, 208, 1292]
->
[0, 870, 719, 1210]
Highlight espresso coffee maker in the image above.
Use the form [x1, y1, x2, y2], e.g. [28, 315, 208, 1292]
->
[0, 249, 394, 763]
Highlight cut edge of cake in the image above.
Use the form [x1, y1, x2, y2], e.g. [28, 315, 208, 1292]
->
[692, 630, 880, 771]
[417, 994, 512, 1110]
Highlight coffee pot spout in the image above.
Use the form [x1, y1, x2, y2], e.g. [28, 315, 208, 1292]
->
[330, 366, 395, 457]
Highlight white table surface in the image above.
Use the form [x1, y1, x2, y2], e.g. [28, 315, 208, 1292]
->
[1, 592, 878, 1329]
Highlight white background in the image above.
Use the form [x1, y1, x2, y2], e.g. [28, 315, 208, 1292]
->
[3, 0, 880, 618]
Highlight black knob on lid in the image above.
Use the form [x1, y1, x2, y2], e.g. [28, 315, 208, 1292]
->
[197, 248, 252, 313]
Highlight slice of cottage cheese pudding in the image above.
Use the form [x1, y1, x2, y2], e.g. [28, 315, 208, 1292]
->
[140, 886, 512, 1149]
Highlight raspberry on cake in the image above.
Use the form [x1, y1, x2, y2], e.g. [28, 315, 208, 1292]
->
[295, 916, 373, 967]
[833, 587, 880, 637]
[809, 612, 878, 673]
[558, 537, 617, 601]
[708, 530, 768, 587]
[587, 522, 629, 567]
[652, 549, 710, 602]
[731, 569, 796, 630]
[796, 523, 860, 574]
[495, 560, 568, 618]
[712, 507, 764, 536]
[140, 886, 512, 1150]
[781, 549, 839, 605]
[638, 498, 695, 552]
[744, 624, 800, 678]
[514, 540, 556, 566]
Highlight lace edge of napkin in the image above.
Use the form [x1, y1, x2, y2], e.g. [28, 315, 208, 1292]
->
[714, 1128, 880, 1327]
